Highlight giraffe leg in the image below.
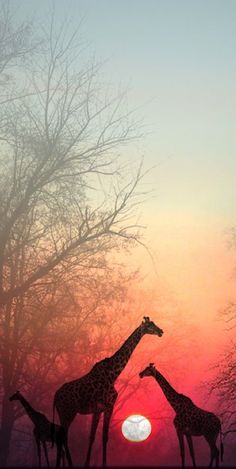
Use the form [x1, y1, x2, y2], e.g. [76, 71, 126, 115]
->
[33, 435, 38, 466]
[61, 447, 65, 468]
[102, 405, 114, 467]
[55, 428, 65, 468]
[58, 411, 75, 467]
[204, 434, 220, 467]
[209, 444, 219, 468]
[63, 431, 73, 468]
[186, 435, 197, 468]
[34, 435, 41, 468]
[42, 441, 50, 467]
[215, 446, 220, 468]
[85, 412, 100, 467]
[56, 440, 63, 468]
[205, 434, 219, 468]
[176, 429, 185, 469]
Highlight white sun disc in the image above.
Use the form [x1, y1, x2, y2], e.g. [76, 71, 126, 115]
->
[122, 414, 152, 442]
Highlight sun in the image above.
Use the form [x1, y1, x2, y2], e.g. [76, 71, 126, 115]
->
[121, 414, 152, 442]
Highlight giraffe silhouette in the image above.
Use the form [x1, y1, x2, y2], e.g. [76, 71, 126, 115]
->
[139, 363, 223, 468]
[52, 316, 163, 467]
[9, 391, 67, 468]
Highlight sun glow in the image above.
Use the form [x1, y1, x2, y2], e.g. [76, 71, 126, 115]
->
[121, 414, 152, 442]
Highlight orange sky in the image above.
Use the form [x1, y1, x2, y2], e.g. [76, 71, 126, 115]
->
[122, 214, 236, 395]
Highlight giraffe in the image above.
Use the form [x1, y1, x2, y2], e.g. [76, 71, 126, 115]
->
[52, 316, 163, 467]
[9, 391, 67, 468]
[139, 363, 223, 468]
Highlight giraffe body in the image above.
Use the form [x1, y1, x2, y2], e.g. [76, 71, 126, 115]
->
[173, 405, 221, 437]
[9, 391, 67, 468]
[53, 317, 163, 467]
[139, 364, 223, 468]
[55, 360, 118, 418]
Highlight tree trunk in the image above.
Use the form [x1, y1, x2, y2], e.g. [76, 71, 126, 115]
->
[0, 394, 15, 467]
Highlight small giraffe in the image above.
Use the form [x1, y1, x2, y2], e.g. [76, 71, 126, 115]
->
[9, 391, 67, 468]
[53, 316, 163, 467]
[139, 363, 223, 468]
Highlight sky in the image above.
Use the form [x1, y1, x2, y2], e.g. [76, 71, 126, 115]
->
[12, 0, 236, 466]
[17, 1, 236, 261]
[15, 1, 236, 223]
[40, 0, 236, 330]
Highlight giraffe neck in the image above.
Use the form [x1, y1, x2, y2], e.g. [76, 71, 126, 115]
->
[108, 326, 144, 381]
[152, 369, 182, 413]
[17, 394, 40, 426]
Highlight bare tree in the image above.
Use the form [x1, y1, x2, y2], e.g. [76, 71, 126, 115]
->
[0, 1, 29, 69]
[0, 0, 36, 101]
[210, 303, 236, 430]
[4, 266, 134, 466]
[205, 289, 236, 469]
[0, 18, 143, 305]
[0, 6, 146, 466]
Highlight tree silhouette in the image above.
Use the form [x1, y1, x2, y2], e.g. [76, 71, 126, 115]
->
[210, 303, 236, 429]
[0, 4, 145, 465]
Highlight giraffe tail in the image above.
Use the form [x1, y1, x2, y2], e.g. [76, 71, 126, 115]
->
[220, 430, 224, 462]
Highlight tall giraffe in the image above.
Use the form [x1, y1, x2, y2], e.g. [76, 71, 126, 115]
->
[9, 391, 67, 468]
[53, 316, 163, 467]
[139, 363, 223, 468]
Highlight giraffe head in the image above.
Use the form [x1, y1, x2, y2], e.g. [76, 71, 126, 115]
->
[139, 362, 156, 379]
[140, 317, 163, 337]
[9, 390, 21, 401]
